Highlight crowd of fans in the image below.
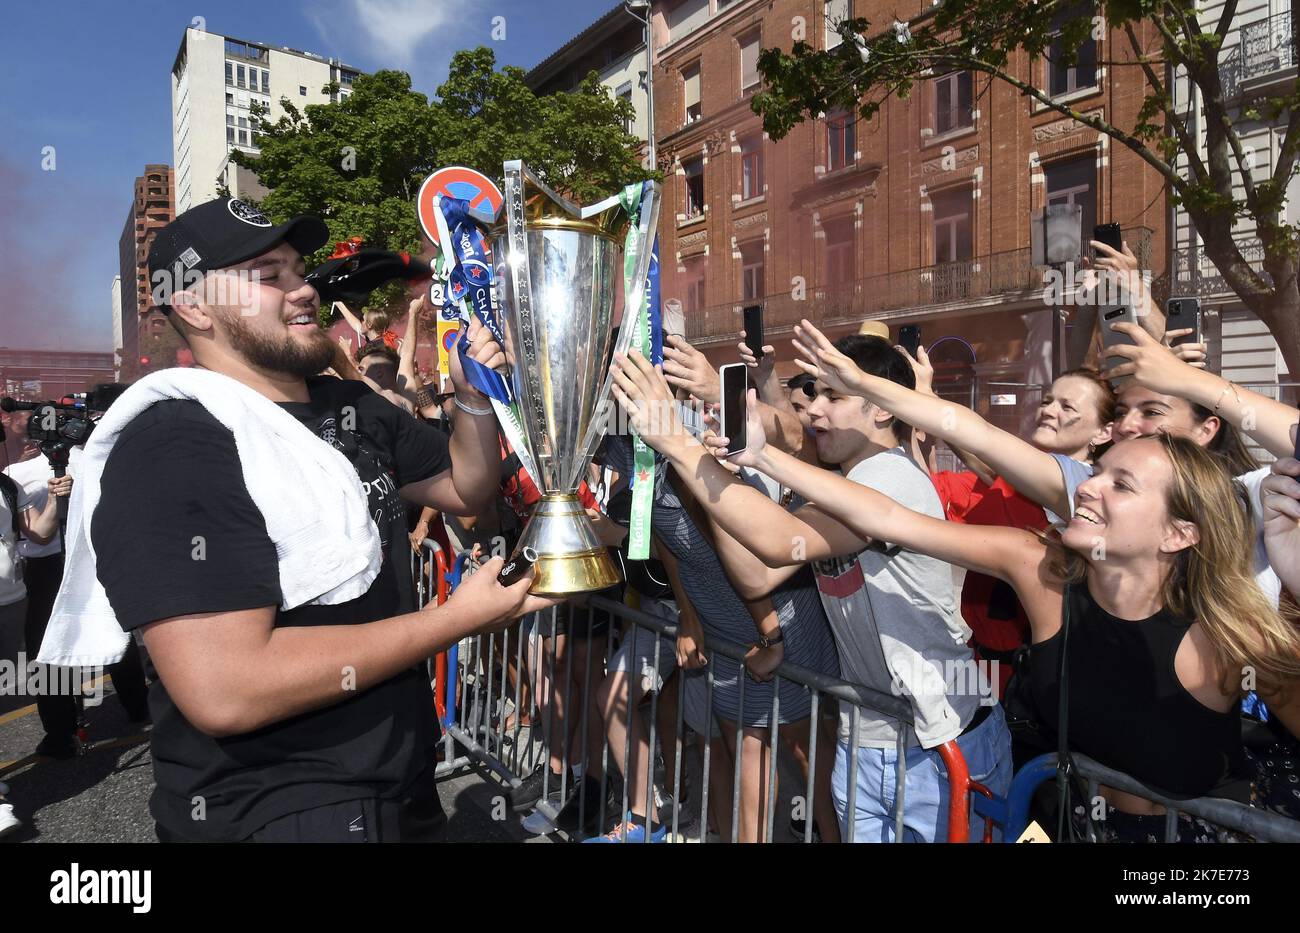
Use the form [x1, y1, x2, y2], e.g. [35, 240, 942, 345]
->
[2, 200, 1298, 845]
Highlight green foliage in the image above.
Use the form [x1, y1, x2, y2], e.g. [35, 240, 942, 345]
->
[232, 47, 651, 315]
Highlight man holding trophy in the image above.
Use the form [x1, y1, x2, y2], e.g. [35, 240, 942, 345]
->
[41, 196, 560, 843]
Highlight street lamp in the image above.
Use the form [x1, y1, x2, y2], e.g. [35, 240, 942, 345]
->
[624, 0, 655, 168]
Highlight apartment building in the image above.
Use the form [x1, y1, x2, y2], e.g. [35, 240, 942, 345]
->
[170, 26, 362, 213]
[649, 0, 1170, 432]
[116, 164, 175, 374]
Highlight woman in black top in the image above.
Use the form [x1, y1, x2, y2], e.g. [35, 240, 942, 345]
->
[613, 347, 1300, 828]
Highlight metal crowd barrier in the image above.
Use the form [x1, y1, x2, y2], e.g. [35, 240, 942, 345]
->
[412, 539, 985, 843]
[982, 752, 1300, 843]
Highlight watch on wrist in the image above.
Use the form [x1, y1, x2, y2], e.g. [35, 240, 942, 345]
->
[756, 630, 784, 650]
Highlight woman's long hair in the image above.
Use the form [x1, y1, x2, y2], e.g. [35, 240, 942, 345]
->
[1056, 434, 1300, 700]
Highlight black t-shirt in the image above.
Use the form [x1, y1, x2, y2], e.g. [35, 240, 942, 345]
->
[92, 376, 452, 841]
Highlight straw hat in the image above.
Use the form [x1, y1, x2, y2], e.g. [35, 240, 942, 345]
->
[856, 320, 890, 340]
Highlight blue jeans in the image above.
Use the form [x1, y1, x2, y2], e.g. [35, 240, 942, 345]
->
[831, 703, 1012, 843]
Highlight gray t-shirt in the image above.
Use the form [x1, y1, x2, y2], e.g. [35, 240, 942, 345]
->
[1049, 455, 1281, 607]
[812, 447, 983, 749]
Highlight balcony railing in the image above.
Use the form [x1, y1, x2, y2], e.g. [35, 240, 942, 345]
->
[1242, 11, 1296, 81]
[684, 247, 1044, 343]
[1168, 237, 1271, 299]
[682, 227, 1155, 343]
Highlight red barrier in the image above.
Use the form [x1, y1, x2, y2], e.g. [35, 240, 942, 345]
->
[433, 546, 450, 723]
[936, 741, 970, 843]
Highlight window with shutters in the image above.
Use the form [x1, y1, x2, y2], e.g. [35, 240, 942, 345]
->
[683, 157, 705, 220]
[931, 187, 973, 264]
[739, 30, 761, 95]
[1045, 8, 1098, 97]
[932, 71, 973, 136]
[683, 64, 701, 123]
[740, 240, 765, 301]
[826, 110, 855, 172]
[824, 0, 851, 49]
[823, 216, 855, 286]
[1044, 157, 1096, 246]
[682, 257, 707, 315]
[739, 135, 764, 201]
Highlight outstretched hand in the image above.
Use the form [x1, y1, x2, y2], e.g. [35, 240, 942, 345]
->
[737, 330, 776, 383]
[792, 319, 871, 398]
[662, 334, 720, 404]
[1101, 321, 1198, 391]
[703, 388, 767, 469]
[896, 342, 936, 396]
[611, 349, 689, 454]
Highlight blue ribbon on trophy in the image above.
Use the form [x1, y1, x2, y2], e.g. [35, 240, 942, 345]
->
[431, 197, 511, 404]
[648, 235, 663, 366]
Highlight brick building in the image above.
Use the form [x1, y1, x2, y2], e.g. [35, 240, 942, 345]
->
[650, 0, 1170, 433]
[117, 164, 176, 377]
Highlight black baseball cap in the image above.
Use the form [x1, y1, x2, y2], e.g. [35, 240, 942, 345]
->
[147, 198, 329, 310]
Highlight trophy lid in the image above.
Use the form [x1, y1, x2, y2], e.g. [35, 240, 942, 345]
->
[491, 161, 630, 243]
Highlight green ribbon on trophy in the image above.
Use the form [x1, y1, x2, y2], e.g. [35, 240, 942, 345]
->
[619, 182, 657, 562]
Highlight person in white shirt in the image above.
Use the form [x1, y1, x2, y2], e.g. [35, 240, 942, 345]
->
[4, 390, 151, 759]
[0, 463, 68, 663]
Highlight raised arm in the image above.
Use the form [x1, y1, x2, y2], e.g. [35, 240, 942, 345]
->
[1103, 322, 1300, 459]
[334, 300, 364, 341]
[793, 320, 1072, 518]
[611, 353, 867, 575]
[396, 296, 422, 406]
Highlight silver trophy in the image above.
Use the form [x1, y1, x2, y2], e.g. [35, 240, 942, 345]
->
[492, 161, 660, 595]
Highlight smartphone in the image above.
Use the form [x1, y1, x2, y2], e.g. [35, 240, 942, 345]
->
[899, 325, 922, 359]
[1093, 222, 1123, 256]
[1165, 297, 1202, 346]
[743, 305, 765, 361]
[1099, 296, 1142, 365]
[719, 363, 749, 457]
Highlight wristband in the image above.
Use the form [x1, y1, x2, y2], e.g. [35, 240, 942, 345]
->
[455, 396, 494, 417]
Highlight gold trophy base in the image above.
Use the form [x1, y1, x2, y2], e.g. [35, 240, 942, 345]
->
[531, 548, 620, 596]
[517, 493, 621, 596]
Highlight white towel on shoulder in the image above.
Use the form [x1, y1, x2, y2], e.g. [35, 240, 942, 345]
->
[37, 368, 382, 667]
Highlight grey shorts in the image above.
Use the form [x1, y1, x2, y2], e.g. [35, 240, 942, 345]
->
[608, 598, 677, 693]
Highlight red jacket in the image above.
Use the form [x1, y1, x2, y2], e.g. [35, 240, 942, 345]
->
[930, 471, 1049, 696]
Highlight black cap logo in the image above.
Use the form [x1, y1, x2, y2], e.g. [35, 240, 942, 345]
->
[228, 199, 272, 227]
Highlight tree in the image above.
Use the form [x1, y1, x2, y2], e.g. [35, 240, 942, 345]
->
[753, 1, 1300, 377]
[234, 47, 651, 321]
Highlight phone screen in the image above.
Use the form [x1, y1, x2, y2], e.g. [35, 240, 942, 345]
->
[721, 364, 748, 456]
[1094, 223, 1122, 254]
[900, 325, 921, 358]
[743, 305, 764, 360]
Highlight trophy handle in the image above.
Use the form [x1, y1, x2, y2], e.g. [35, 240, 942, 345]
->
[566, 181, 662, 491]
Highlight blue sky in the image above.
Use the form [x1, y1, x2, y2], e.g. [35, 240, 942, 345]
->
[0, 0, 620, 352]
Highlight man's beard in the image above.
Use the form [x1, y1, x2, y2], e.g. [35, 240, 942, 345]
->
[224, 313, 335, 378]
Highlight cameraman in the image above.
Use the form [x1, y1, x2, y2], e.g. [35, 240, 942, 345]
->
[4, 390, 150, 758]
[53, 198, 546, 843]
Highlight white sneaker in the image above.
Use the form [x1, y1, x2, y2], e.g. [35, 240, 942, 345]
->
[0, 803, 21, 840]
